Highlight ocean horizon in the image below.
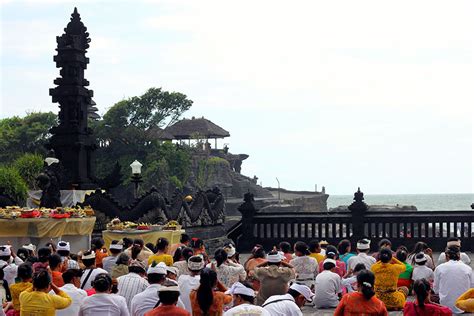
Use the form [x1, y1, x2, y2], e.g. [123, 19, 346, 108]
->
[328, 193, 474, 211]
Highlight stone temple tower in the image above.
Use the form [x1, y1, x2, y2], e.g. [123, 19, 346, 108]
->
[47, 8, 97, 189]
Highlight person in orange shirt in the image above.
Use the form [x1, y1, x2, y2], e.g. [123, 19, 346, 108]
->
[278, 242, 293, 263]
[190, 268, 232, 316]
[91, 237, 108, 268]
[49, 254, 65, 287]
[145, 282, 190, 316]
[168, 234, 191, 256]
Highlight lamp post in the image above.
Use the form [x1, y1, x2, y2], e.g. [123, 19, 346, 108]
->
[130, 160, 143, 199]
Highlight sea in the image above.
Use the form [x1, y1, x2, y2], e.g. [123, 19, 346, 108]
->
[327, 193, 474, 211]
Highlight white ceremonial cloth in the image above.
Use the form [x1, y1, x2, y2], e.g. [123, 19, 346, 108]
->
[78, 293, 130, 316]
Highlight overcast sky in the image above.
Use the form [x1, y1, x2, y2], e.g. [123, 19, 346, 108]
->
[1, 0, 473, 194]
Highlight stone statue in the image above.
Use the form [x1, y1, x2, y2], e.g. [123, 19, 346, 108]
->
[37, 152, 63, 208]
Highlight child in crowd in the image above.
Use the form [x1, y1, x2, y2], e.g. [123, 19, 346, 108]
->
[396, 247, 413, 290]
[412, 253, 434, 284]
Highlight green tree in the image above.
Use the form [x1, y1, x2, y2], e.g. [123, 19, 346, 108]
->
[0, 166, 28, 204]
[0, 112, 56, 163]
[12, 153, 44, 190]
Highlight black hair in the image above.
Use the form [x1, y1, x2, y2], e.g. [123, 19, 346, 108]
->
[357, 270, 375, 300]
[294, 241, 310, 256]
[129, 266, 146, 275]
[122, 238, 133, 249]
[279, 242, 291, 253]
[353, 263, 366, 273]
[173, 246, 183, 263]
[253, 246, 265, 259]
[37, 247, 51, 263]
[62, 269, 82, 284]
[414, 253, 427, 265]
[379, 248, 392, 263]
[396, 248, 408, 262]
[116, 253, 130, 265]
[17, 248, 30, 262]
[447, 237, 460, 242]
[131, 245, 141, 260]
[133, 239, 144, 247]
[158, 290, 180, 305]
[190, 238, 203, 249]
[413, 279, 430, 308]
[92, 273, 112, 292]
[378, 239, 392, 249]
[109, 240, 122, 255]
[214, 248, 228, 267]
[45, 242, 56, 253]
[236, 282, 255, 303]
[32, 270, 51, 290]
[49, 254, 62, 270]
[337, 239, 351, 255]
[180, 234, 190, 244]
[145, 243, 156, 253]
[308, 240, 320, 253]
[409, 242, 429, 264]
[82, 250, 96, 268]
[356, 239, 371, 253]
[446, 245, 460, 261]
[182, 247, 194, 261]
[0, 268, 11, 301]
[287, 288, 302, 299]
[91, 237, 105, 251]
[148, 273, 166, 284]
[323, 262, 336, 270]
[325, 245, 339, 260]
[155, 238, 169, 252]
[57, 250, 70, 257]
[197, 268, 217, 314]
[17, 263, 33, 280]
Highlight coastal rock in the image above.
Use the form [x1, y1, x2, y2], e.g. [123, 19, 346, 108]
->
[329, 204, 417, 212]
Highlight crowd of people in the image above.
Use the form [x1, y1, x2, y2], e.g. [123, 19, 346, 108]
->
[0, 234, 474, 315]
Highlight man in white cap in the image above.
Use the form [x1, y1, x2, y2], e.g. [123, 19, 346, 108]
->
[0, 244, 23, 286]
[131, 262, 185, 316]
[224, 282, 270, 316]
[437, 237, 471, 266]
[313, 258, 342, 309]
[254, 250, 295, 305]
[57, 240, 80, 270]
[262, 283, 314, 316]
[178, 255, 205, 313]
[117, 259, 149, 311]
[102, 240, 123, 274]
[347, 239, 376, 271]
[145, 281, 190, 316]
[80, 250, 108, 291]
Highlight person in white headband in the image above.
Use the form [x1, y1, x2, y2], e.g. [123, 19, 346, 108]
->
[314, 257, 341, 308]
[56, 241, 80, 270]
[0, 245, 23, 286]
[347, 239, 376, 272]
[411, 253, 434, 283]
[253, 251, 295, 305]
[102, 240, 123, 274]
[262, 283, 313, 315]
[437, 237, 471, 266]
[178, 255, 205, 312]
[79, 250, 108, 291]
[224, 282, 270, 316]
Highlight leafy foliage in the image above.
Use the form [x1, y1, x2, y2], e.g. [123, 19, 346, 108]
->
[12, 153, 44, 190]
[0, 166, 28, 204]
[0, 112, 56, 162]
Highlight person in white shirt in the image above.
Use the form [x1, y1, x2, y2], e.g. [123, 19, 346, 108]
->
[117, 259, 149, 311]
[178, 255, 205, 313]
[313, 258, 342, 308]
[0, 245, 23, 286]
[437, 238, 471, 266]
[79, 273, 129, 316]
[102, 241, 123, 274]
[80, 250, 108, 291]
[433, 245, 474, 314]
[57, 241, 80, 270]
[224, 282, 270, 316]
[347, 239, 376, 272]
[341, 263, 366, 293]
[262, 283, 314, 316]
[290, 241, 319, 288]
[411, 253, 434, 282]
[130, 262, 185, 316]
[54, 269, 87, 316]
[206, 248, 246, 288]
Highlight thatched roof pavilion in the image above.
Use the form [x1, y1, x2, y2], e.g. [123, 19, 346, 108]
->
[146, 127, 174, 141]
[164, 117, 230, 148]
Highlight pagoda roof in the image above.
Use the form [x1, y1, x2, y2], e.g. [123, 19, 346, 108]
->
[164, 117, 230, 139]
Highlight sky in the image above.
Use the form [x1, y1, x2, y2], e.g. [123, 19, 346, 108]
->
[1, 0, 473, 195]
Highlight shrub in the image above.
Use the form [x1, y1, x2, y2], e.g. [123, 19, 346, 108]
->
[13, 153, 44, 190]
[0, 166, 28, 205]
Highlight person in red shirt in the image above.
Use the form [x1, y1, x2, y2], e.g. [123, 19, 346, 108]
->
[404, 279, 452, 316]
[49, 254, 64, 287]
[145, 282, 190, 316]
